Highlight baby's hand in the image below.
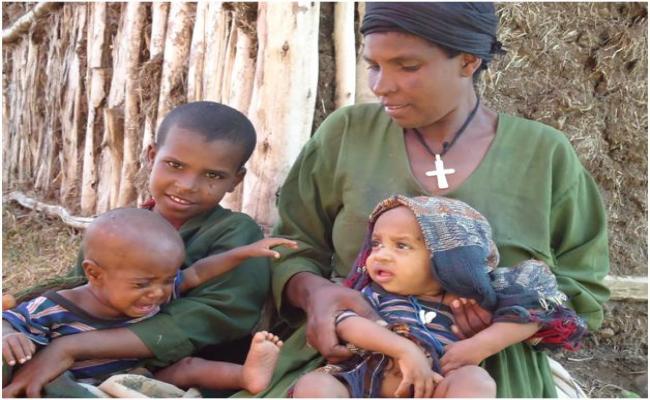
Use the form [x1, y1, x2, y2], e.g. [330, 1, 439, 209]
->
[241, 237, 299, 259]
[2, 331, 36, 366]
[440, 338, 489, 375]
[394, 343, 443, 397]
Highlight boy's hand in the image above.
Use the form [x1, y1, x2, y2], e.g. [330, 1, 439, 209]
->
[440, 337, 490, 375]
[241, 237, 299, 259]
[2, 331, 36, 366]
[3, 336, 75, 397]
[394, 344, 443, 397]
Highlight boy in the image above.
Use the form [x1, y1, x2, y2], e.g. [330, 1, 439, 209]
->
[3, 102, 282, 397]
[292, 195, 586, 397]
[3, 208, 295, 393]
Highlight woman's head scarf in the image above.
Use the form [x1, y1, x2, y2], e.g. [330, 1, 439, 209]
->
[345, 195, 587, 351]
[360, 2, 504, 67]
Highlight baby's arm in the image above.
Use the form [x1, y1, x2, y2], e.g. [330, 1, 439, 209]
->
[2, 320, 36, 367]
[336, 314, 443, 398]
[441, 321, 540, 374]
[180, 237, 297, 292]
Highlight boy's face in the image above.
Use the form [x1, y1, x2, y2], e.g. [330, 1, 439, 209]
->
[86, 245, 183, 319]
[147, 127, 245, 227]
[366, 206, 442, 297]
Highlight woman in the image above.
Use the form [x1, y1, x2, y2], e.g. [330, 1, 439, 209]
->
[255, 2, 609, 397]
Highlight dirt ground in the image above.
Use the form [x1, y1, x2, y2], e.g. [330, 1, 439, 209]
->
[2, 201, 647, 398]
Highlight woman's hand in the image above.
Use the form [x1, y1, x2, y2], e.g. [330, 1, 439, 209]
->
[285, 272, 379, 363]
[448, 296, 492, 339]
[440, 338, 490, 375]
[3, 336, 75, 397]
[394, 343, 443, 398]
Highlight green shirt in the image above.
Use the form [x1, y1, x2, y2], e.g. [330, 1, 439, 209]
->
[72, 206, 270, 367]
[262, 103, 609, 397]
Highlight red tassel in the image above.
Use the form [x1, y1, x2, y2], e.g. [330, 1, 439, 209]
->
[531, 319, 582, 351]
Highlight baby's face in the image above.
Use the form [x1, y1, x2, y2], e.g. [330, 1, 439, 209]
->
[92, 245, 183, 319]
[366, 206, 442, 297]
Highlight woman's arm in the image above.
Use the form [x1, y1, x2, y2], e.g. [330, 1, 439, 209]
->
[549, 169, 610, 330]
[440, 322, 540, 374]
[271, 111, 381, 362]
[284, 272, 379, 362]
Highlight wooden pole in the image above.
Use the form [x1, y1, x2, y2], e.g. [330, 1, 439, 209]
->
[59, 5, 87, 206]
[242, 2, 320, 227]
[81, 3, 108, 214]
[203, 2, 229, 102]
[96, 4, 128, 213]
[7, 191, 93, 228]
[219, 16, 238, 103]
[2, 64, 10, 186]
[141, 2, 169, 151]
[2, 44, 25, 185]
[138, 2, 169, 204]
[155, 2, 194, 129]
[2, 2, 61, 44]
[333, 2, 356, 108]
[117, 2, 146, 207]
[220, 24, 256, 212]
[12, 42, 29, 183]
[34, 13, 63, 193]
[354, 3, 376, 104]
[187, 2, 208, 102]
[25, 37, 43, 184]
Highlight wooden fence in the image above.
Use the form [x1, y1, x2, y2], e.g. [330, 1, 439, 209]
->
[2, 2, 364, 228]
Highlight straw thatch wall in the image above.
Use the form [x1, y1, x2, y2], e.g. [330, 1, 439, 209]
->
[2, 2, 647, 277]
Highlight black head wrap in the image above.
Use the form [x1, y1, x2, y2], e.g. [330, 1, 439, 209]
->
[361, 2, 504, 66]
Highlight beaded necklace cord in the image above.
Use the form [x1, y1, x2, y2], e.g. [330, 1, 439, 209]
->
[412, 97, 481, 189]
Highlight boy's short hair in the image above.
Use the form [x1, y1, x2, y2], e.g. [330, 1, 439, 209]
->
[84, 208, 185, 268]
[155, 101, 257, 168]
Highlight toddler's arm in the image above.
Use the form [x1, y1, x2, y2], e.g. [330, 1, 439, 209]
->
[2, 320, 36, 367]
[336, 314, 443, 397]
[180, 237, 297, 292]
[441, 321, 540, 374]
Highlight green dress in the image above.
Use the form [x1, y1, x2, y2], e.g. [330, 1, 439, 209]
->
[254, 103, 609, 398]
[71, 205, 271, 367]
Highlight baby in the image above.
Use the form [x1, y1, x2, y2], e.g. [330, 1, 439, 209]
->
[292, 195, 586, 398]
[3, 207, 296, 393]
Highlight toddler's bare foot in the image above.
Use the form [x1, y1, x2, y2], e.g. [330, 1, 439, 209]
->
[242, 331, 283, 394]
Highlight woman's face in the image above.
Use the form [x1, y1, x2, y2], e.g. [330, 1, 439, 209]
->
[363, 31, 470, 129]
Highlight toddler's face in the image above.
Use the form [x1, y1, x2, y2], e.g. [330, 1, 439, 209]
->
[93, 248, 182, 319]
[148, 127, 245, 227]
[366, 206, 442, 297]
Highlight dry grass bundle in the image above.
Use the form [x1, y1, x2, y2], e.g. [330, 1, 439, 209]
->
[2, 203, 82, 295]
[481, 3, 648, 276]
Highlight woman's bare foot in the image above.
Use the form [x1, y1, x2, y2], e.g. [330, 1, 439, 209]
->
[241, 331, 283, 394]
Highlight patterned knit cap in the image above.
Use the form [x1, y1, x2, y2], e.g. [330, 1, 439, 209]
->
[346, 194, 501, 309]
